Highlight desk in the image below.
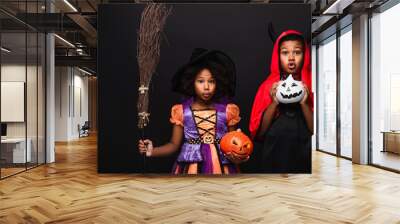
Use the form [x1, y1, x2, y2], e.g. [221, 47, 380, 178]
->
[1, 138, 31, 163]
[381, 131, 400, 154]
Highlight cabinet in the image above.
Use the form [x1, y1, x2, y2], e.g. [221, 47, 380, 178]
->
[381, 131, 400, 154]
[1, 138, 32, 163]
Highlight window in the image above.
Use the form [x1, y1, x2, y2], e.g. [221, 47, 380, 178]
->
[339, 27, 352, 158]
[317, 35, 337, 155]
[370, 3, 400, 171]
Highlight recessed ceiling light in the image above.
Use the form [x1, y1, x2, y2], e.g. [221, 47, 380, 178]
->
[54, 34, 75, 48]
[1, 47, 11, 53]
[78, 67, 93, 76]
[322, 0, 354, 15]
[63, 0, 78, 12]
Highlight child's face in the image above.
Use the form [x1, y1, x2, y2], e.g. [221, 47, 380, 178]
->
[194, 68, 216, 102]
[279, 40, 304, 75]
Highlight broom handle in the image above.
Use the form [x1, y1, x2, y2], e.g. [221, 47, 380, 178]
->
[140, 128, 147, 173]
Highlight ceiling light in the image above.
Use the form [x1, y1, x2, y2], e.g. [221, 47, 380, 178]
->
[54, 34, 75, 48]
[322, 0, 354, 15]
[63, 0, 78, 12]
[78, 67, 93, 76]
[1, 47, 11, 53]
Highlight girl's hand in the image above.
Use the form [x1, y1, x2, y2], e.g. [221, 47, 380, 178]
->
[225, 152, 249, 164]
[300, 83, 310, 105]
[270, 82, 280, 105]
[138, 139, 154, 157]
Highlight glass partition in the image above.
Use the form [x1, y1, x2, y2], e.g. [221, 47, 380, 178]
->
[0, 1, 46, 179]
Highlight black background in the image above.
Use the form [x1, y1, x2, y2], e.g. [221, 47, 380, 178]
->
[98, 3, 311, 173]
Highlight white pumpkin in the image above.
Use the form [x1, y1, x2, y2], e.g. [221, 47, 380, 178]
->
[275, 74, 305, 104]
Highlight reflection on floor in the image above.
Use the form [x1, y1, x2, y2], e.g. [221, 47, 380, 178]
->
[0, 162, 41, 178]
[373, 150, 400, 171]
[0, 167, 25, 178]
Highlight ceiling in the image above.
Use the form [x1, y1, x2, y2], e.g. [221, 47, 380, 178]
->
[0, 0, 393, 74]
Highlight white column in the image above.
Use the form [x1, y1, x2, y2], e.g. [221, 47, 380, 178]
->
[46, 1, 55, 163]
[352, 14, 369, 164]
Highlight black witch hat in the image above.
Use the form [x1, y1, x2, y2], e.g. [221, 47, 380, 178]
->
[171, 48, 236, 98]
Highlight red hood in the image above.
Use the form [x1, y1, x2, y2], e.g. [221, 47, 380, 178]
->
[249, 30, 313, 139]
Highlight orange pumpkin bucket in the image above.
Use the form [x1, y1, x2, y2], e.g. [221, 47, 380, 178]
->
[220, 130, 254, 157]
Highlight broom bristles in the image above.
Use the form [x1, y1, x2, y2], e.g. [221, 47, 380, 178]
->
[137, 3, 171, 129]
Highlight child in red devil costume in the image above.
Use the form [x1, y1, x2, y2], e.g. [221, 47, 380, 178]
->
[249, 30, 313, 173]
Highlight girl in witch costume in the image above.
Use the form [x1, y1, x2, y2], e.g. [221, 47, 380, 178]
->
[249, 30, 314, 173]
[138, 48, 248, 174]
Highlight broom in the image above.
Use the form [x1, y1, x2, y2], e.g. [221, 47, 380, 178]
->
[137, 3, 171, 172]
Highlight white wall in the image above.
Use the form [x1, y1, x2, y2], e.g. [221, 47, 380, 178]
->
[55, 67, 89, 141]
[1, 65, 27, 140]
[55, 66, 69, 141]
[72, 73, 89, 138]
[1, 64, 41, 138]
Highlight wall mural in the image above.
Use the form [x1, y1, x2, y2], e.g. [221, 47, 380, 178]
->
[98, 3, 312, 174]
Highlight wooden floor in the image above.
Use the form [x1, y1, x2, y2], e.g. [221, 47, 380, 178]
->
[1, 135, 400, 223]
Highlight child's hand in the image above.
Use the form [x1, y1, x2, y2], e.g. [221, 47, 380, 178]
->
[138, 139, 154, 157]
[300, 83, 310, 105]
[225, 152, 249, 164]
[270, 82, 280, 105]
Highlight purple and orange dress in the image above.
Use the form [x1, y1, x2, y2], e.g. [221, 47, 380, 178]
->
[170, 98, 241, 174]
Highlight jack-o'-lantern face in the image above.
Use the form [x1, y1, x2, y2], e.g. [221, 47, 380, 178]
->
[276, 74, 304, 104]
[202, 133, 214, 144]
[220, 130, 253, 157]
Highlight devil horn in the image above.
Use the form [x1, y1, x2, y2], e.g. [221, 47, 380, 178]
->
[268, 22, 277, 43]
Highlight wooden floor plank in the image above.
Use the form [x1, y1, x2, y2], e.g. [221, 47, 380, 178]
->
[0, 135, 400, 223]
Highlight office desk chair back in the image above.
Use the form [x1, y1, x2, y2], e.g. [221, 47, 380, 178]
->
[78, 121, 90, 138]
